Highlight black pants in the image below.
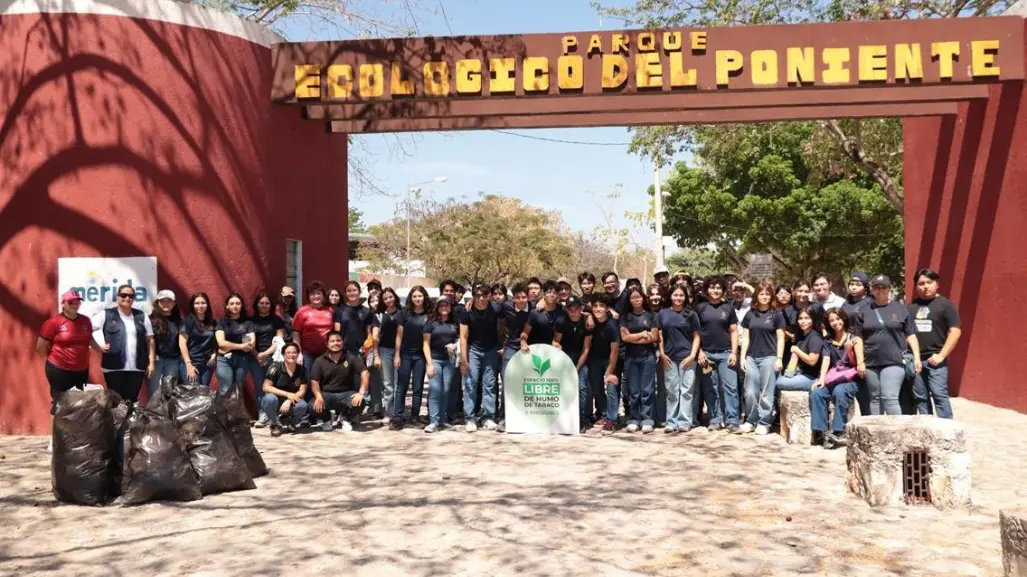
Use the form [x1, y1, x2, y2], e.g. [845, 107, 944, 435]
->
[45, 362, 88, 414]
[104, 371, 146, 404]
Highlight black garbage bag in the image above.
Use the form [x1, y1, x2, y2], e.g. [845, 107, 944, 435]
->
[145, 374, 179, 418]
[112, 407, 202, 506]
[51, 388, 116, 506]
[220, 384, 268, 478]
[170, 385, 255, 495]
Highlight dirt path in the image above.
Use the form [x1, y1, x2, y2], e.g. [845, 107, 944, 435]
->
[1, 397, 1024, 576]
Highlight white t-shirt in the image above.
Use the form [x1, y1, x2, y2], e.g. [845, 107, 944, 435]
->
[818, 293, 847, 310]
[92, 309, 155, 372]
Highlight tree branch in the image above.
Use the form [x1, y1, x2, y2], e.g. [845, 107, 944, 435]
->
[822, 119, 904, 212]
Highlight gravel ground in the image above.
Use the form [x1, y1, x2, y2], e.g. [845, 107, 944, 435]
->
[1, 397, 1025, 577]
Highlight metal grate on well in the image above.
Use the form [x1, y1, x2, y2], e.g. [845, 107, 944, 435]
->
[902, 450, 932, 505]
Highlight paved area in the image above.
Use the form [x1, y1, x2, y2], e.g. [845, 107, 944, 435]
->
[1, 397, 1025, 576]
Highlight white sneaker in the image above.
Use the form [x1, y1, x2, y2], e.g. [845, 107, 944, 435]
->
[254, 413, 270, 428]
[424, 423, 438, 433]
[465, 421, 478, 433]
[755, 424, 770, 436]
[321, 419, 334, 432]
[641, 424, 654, 434]
[737, 423, 755, 434]
[483, 419, 498, 431]
[382, 416, 391, 426]
[339, 420, 354, 433]
[626, 422, 639, 433]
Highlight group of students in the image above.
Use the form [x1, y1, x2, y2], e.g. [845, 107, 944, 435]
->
[37, 266, 961, 445]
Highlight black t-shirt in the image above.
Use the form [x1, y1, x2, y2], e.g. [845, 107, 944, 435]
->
[842, 296, 874, 332]
[607, 291, 629, 316]
[588, 317, 619, 364]
[696, 301, 738, 353]
[860, 301, 915, 368]
[742, 308, 785, 359]
[394, 310, 428, 355]
[460, 302, 503, 350]
[782, 304, 802, 335]
[333, 304, 378, 354]
[792, 329, 825, 378]
[249, 314, 286, 352]
[153, 316, 181, 359]
[908, 296, 960, 358]
[658, 308, 701, 362]
[311, 351, 366, 393]
[823, 334, 855, 370]
[423, 319, 460, 360]
[555, 314, 592, 363]
[502, 302, 532, 350]
[525, 307, 565, 346]
[620, 310, 660, 359]
[215, 317, 253, 355]
[180, 316, 215, 363]
[378, 309, 401, 350]
[264, 361, 308, 394]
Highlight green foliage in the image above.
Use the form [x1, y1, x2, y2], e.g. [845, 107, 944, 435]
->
[348, 207, 367, 233]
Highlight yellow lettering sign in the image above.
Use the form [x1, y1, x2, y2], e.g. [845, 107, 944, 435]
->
[858, 45, 888, 82]
[691, 31, 707, 52]
[602, 54, 628, 89]
[786, 47, 814, 85]
[587, 34, 603, 55]
[931, 41, 960, 79]
[557, 55, 584, 90]
[295, 65, 320, 99]
[663, 32, 682, 52]
[894, 43, 924, 81]
[490, 58, 516, 93]
[423, 61, 450, 96]
[635, 52, 663, 89]
[750, 49, 778, 86]
[456, 59, 482, 94]
[391, 64, 414, 96]
[668, 52, 697, 87]
[562, 35, 578, 55]
[971, 40, 1000, 77]
[715, 50, 743, 86]
[822, 48, 851, 84]
[523, 56, 550, 92]
[611, 33, 629, 54]
[326, 64, 352, 99]
[638, 32, 656, 52]
[358, 63, 384, 98]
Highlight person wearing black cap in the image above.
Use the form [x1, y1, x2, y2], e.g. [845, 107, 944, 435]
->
[554, 296, 593, 432]
[908, 268, 961, 419]
[859, 275, 921, 415]
[841, 272, 874, 332]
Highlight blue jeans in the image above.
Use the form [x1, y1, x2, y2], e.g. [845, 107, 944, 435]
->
[302, 352, 318, 379]
[500, 345, 520, 419]
[623, 355, 657, 426]
[312, 390, 364, 422]
[428, 358, 455, 426]
[701, 350, 739, 426]
[379, 348, 397, 418]
[261, 392, 309, 426]
[147, 357, 182, 397]
[464, 347, 500, 422]
[776, 373, 816, 392]
[743, 356, 777, 427]
[585, 356, 610, 422]
[394, 351, 426, 420]
[865, 365, 905, 415]
[665, 361, 698, 429]
[914, 361, 952, 419]
[246, 355, 270, 403]
[810, 382, 858, 433]
[215, 354, 248, 395]
[575, 363, 591, 425]
[181, 360, 214, 387]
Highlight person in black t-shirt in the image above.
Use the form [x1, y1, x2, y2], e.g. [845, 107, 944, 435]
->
[619, 286, 661, 434]
[376, 288, 403, 425]
[249, 292, 287, 427]
[738, 281, 785, 434]
[554, 296, 593, 431]
[586, 296, 620, 434]
[148, 290, 182, 398]
[333, 281, 380, 357]
[260, 342, 310, 436]
[859, 275, 921, 416]
[908, 268, 961, 419]
[521, 281, 565, 348]
[391, 286, 432, 428]
[810, 308, 864, 448]
[776, 308, 823, 392]
[310, 331, 369, 431]
[214, 293, 255, 396]
[695, 277, 740, 431]
[459, 285, 505, 430]
[179, 293, 217, 387]
[841, 272, 874, 333]
[658, 285, 702, 434]
[423, 297, 461, 433]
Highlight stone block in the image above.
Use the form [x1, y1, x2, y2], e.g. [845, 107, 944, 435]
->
[778, 391, 811, 445]
[846, 415, 971, 509]
[1002, 509, 1027, 577]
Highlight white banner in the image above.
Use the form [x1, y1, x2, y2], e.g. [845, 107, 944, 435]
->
[57, 257, 158, 318]
[503, 344, 580, 435]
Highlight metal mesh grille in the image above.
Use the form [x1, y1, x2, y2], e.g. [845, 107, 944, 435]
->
[903, 450, 931, 505]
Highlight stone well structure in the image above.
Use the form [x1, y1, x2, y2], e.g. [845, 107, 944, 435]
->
[1002, 509, 1027, 577]
[846, 416, 971, 509]
[778, 390, 859, 445]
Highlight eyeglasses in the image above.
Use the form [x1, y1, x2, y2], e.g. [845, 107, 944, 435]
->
[118, 293, 135, 299]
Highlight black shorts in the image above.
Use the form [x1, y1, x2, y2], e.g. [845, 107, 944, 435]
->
[45, 361, 89, 414]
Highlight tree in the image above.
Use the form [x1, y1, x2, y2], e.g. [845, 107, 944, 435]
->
[359, 194, 575, 285]
[593, 0, 1013, 213]
[591, 185, 659, 279]
[348, 207, 367, 233]
[666, 247, 720, 278]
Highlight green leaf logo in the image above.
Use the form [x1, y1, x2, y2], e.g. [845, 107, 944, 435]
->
[531, 353, 551, 377]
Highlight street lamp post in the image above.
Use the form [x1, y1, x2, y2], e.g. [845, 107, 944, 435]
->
[406, 176, 448, 287]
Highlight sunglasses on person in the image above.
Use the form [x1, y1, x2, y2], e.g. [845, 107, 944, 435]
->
[118, 292, 135, 300]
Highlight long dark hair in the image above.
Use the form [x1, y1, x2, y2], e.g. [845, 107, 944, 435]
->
[278, 290, 298, 316]
[404, 285, 433, 315]
[624, 285, 648, 313]
[668, 284, 692, 314]
[378, 287, 400, 313]
[223, 292, 248, 320]
[149, 298, 181, 336]
[344, 280, 362, 305]
[187, 292, 215, 330]
[251, 291, 274, 317]
[430, 299, 458, 324]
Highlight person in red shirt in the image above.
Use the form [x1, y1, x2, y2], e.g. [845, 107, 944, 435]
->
[292, 281, 335, 376]
[37, 290, 103, 413]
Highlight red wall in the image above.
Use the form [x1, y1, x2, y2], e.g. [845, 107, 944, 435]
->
[0, 11, 348, 434]
[902, 19, 1027, 413]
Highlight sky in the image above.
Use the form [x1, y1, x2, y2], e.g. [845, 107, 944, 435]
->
[278, 0, 689, 246]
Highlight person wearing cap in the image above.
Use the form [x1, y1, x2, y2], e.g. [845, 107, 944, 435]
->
[653, 265, 671, 293]
[859, 274, 921, 416]
[37, 290, 105, 413]
[277, 286, 298, 342]
[459, 284, 505, 432]
[908, 268, 961, 419]
[92, 284, 155, 403]
[554, 295, 593, 432]
[147, 289, 182, 397]
[556, 277, 573, 306]
[841, 272, 874, 332]
[423, 296, 461, 433]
